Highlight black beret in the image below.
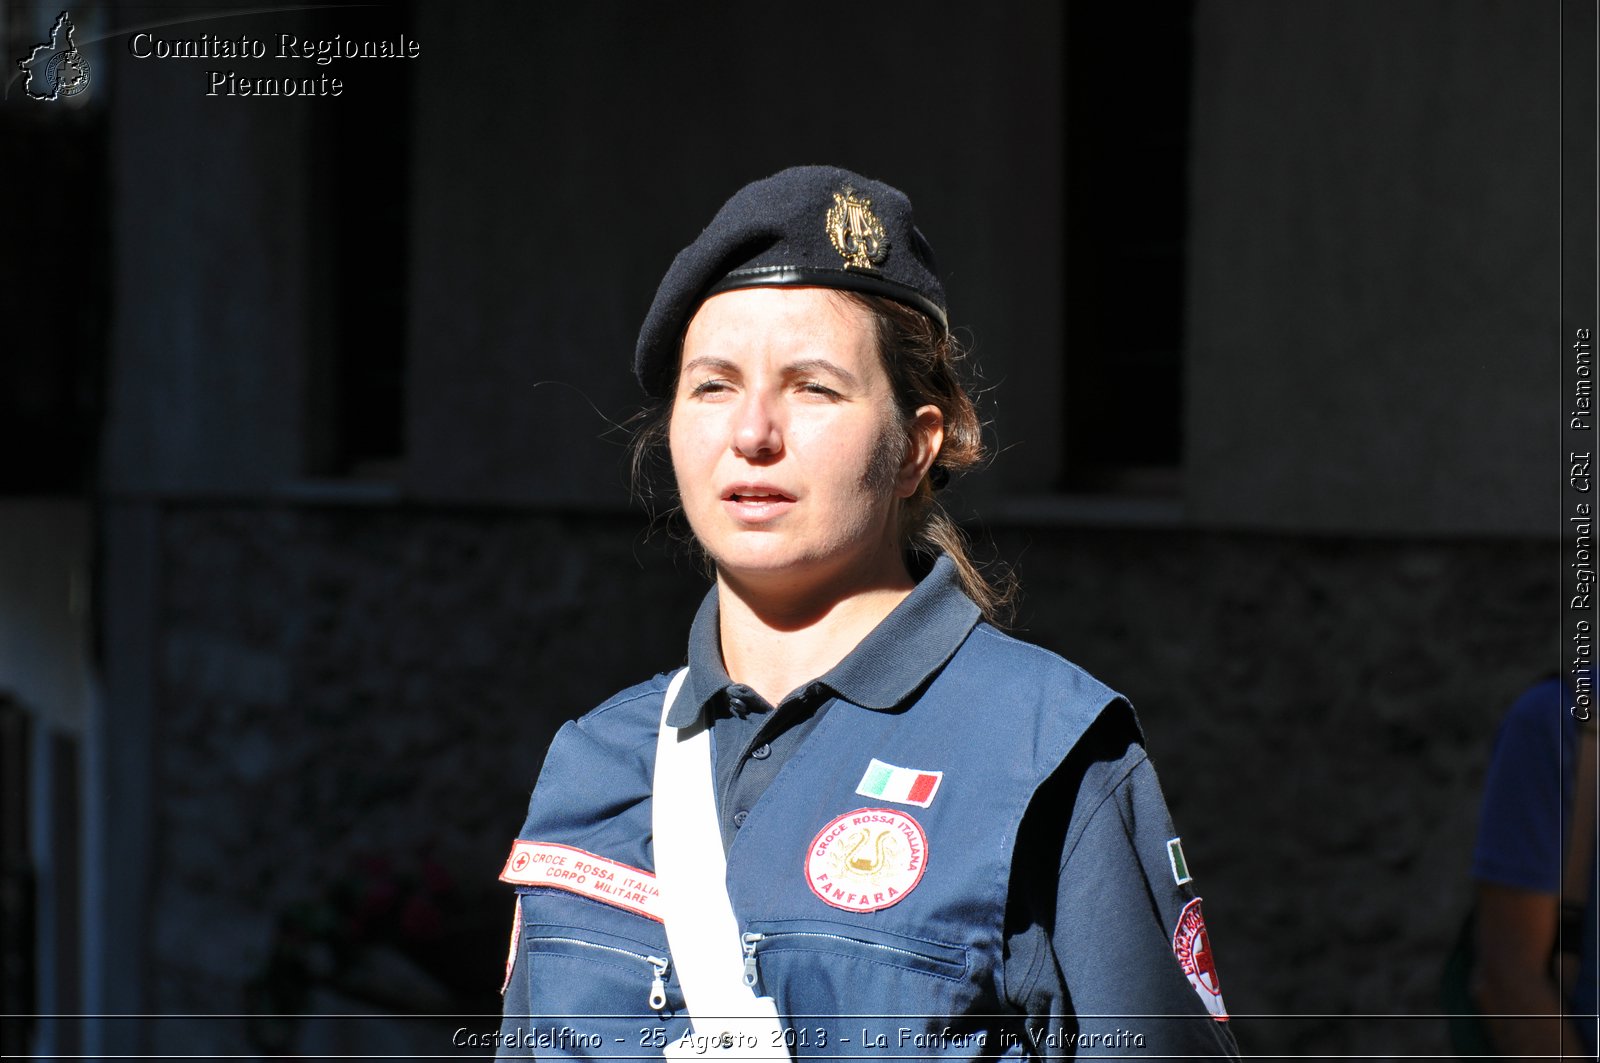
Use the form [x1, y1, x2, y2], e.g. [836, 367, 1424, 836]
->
[634, 165, 947, 397]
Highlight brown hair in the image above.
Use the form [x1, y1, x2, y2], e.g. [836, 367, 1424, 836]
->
[628, 292, 1014, 626]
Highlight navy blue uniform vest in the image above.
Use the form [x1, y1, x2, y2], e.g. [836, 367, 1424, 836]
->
[499, 623, 1121, 1059]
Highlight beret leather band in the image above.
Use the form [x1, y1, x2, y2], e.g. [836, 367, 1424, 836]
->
[634, 166, 948, 397]
[707, 266, 949, 332]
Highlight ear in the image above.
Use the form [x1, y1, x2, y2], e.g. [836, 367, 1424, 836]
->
[897, 405, 945, 498]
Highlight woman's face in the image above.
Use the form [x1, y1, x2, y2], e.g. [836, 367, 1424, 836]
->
[668, 287, 941, 594]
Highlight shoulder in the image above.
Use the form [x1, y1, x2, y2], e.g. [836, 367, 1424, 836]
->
[570, 672, 674, 740]
[1472, 675, 1571, 889]
[1012, 703, 1151, 874]
[949, 623, 1143, 750]
[1507, 675, 1566, 719]
[957, 623, 1123, 698]
[1488, 676, 1569, 763]
[515, 672, 676, 861]
[1063, 748, 1169, 865]
[529, 673, 675, 798]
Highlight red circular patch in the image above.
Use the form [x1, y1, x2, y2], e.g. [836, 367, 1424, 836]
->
[1171, 897, 1228, 1020]
[804, 807, 928, 913]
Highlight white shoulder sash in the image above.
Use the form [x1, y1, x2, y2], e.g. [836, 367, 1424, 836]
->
[653, 668, 786, 1059]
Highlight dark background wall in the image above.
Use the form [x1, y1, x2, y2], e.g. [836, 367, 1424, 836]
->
[0, 0, 1580, 1058]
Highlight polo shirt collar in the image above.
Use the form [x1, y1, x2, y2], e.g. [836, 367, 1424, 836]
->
[666, 554, 982, 727]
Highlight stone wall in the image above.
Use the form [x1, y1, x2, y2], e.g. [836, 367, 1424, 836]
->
[144, 503, 1551, 1057]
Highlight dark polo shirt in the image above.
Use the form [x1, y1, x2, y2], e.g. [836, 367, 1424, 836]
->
[662, 555, 1239, 1054]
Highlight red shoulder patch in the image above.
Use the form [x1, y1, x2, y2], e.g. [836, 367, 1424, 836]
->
[1171, 897, 1228, 1021]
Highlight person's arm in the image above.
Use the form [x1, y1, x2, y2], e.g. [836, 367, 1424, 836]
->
[1053, 757, 1240, 1057]
[1472, 881, 1587, 1061]
[1008, 714, 1240, 1060]
[1470, 682, 1589, 1059]
[495, 896, 535, 1058]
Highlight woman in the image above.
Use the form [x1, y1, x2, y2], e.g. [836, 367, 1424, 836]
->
[496, 166, 1239, 1060]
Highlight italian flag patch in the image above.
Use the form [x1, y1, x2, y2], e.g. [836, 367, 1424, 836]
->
[855, 759, 943, 808]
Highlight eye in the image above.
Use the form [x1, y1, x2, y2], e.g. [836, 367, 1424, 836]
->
[797, 381, 840, 399]
[688, 379, 733, 397]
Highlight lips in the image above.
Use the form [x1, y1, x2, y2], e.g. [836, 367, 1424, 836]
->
[721, 483, 796, 522]
[723, 484, 796, 504]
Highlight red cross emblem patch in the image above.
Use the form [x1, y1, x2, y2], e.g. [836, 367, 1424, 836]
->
[1171, 897, 1228, 1021]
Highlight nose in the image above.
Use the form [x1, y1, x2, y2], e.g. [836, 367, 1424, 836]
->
[732, 391, 783, 460]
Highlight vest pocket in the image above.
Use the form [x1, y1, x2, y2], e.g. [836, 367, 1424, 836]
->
[523, 923, 673, 1015]
[506, 887, 687, 1055]
[740, 919, 974, 1053]
[743, 917, 968, 987]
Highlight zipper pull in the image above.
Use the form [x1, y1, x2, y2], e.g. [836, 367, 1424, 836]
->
[741, 932, 764, 988]
[647, 955, 669, 1012]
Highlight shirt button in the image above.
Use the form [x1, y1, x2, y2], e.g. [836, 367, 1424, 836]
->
[749, 743, 771, 760]
[732, 810, 749, 828]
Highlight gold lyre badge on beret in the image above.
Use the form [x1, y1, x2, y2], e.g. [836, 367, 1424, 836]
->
[826, 186, 890, 270]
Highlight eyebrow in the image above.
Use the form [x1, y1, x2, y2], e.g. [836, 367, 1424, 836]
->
[785, 358, 859, 388]
[678, 356, 860, 389]
[679, 355, 739, 379]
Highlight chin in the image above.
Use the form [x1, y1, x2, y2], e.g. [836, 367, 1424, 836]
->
[702, 537, 827, 579]
[711, 539, 899, 592]
[709, 547, 818, 580]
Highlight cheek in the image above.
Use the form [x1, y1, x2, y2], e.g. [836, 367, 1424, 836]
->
[862, 427, 909, 494]
[666, 419, 684, 474]
[667, 408, 721, 497]
[789, 413, 905, 503]
[665, 417, 693, 498]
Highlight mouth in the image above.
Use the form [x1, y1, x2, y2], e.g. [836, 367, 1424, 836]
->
[723, 484, 796, 504]
[721, 485, 796, 521]
[725, 490, 795, 503]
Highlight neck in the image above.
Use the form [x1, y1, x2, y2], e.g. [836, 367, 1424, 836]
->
[715, 554, 915, 706]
